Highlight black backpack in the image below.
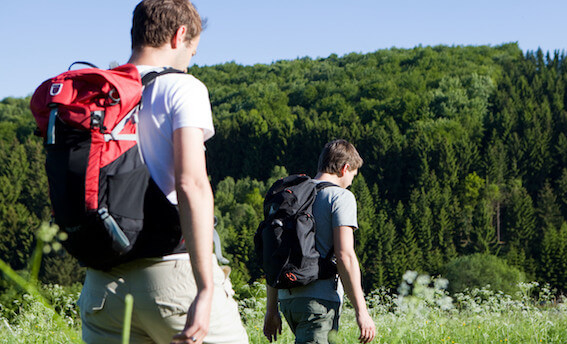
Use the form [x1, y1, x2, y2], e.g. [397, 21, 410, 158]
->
[30, 63, 185, 270]
[254, 174, 338, 289]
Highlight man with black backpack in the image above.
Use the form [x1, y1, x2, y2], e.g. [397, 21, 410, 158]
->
[262, 140, 376, 344]
[77, 1, 248, 344]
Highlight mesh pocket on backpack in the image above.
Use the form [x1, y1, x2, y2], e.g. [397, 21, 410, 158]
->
[107, 164, 150, 220]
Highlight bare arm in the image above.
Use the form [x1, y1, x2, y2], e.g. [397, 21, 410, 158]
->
[171, 127, 214, 344]
[263, 284, 282, 342]
[334, 226, 376, 343]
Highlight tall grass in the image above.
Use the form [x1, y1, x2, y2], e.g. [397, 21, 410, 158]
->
[1, 225, 566, 343]
[0, 259, 83, 343]
[2, 272, 567, 343]
[239, 276, 567, 344]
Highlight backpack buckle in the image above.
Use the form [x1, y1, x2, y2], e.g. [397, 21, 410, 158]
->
[285, 272, 298, 282]
[91, 111, 106, 132]
[108, 88, 120, 105]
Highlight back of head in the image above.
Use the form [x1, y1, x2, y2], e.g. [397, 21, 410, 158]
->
[317, 139, 363, 175]
[131, 0, 203, 50]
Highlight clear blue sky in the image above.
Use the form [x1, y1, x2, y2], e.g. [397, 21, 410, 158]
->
[1, 0, 566, 100]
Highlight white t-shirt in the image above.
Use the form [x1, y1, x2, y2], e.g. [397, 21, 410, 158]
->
[136, 66, 215, 205]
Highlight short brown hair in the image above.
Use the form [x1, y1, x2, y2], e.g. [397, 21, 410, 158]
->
[317, 139, 363, 175]
[131, 0, 203, 50]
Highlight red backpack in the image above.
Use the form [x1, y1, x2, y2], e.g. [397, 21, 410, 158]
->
[30, 62, 185, 269]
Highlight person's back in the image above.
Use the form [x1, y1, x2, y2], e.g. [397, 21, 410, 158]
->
[264, 139, 376, 344]
[277, 182, 355, 303]
[78, 1, 248, 343]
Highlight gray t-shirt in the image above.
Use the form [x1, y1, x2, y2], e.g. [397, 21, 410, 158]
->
[278, 180, 358, 303]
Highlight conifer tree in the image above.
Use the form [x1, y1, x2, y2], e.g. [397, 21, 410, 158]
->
[408, 189, 434, 271]
[557, 169, 567, 219]
[350, 174, 376, 259]
[502, 180, 537, 275]
[556, 223, 567, 290]
[538, 224, 562, 289]
[536, 181, 563, 233]
[0, 139, 38, 270]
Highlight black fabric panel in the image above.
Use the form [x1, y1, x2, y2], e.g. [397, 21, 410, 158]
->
[102, 147, 149, 220]
[127, 178, 186, 259]
[45, 117, 90, 226]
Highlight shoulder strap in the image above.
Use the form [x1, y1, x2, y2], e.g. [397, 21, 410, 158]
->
[314, 180, 340, 282]
[103, 67, 185, 142]
[315, 181, 339, 191]
[141, 67, 185, 86]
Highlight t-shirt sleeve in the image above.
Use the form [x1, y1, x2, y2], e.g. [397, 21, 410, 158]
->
[331, 189, 358, 230]
[169, 76, 215, 142]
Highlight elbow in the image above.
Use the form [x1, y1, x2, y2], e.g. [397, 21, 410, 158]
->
[175, 177, 194, 197]
[335, 250, 357, 267]
[175, 177, 191, 192]
[175, 174, 210, 198]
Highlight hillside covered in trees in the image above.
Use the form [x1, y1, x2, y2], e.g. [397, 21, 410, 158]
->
[1, 43, 566, 293]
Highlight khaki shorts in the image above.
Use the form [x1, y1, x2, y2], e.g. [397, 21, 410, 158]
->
[79, 254, 248, 344]
[279, 297, 341, 344]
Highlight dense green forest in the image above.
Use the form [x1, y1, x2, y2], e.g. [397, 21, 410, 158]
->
[1, 43, 566, 294]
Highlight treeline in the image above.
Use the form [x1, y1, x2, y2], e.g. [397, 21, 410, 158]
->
[1, 43, 566, 293]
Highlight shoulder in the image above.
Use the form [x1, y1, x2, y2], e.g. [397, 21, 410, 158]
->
[137, 65, 208, 96]
[156, 73, 210, 110]
[333, 188, 356, 206]
[315, 183, 356, 207]
[316, 182, 354, 200]
[159, 73, 208, 94]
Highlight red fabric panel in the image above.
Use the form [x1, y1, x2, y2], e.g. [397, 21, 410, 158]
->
[101, 141, 137, 168]
[85, 132, 105, 210]
[100, 119, 137, 167]
[30, 64, 142, 137]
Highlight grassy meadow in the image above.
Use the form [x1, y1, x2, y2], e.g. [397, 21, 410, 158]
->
[1, 268, 566, 344]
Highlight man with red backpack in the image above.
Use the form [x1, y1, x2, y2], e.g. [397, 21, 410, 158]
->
[77, 1, 248, 343]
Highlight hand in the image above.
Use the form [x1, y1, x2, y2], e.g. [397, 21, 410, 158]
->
[171, 290, 213, 344]
[263, 309, 282, 342]
[356, 310, 376, 343]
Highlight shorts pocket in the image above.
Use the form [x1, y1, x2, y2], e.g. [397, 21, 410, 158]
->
[305, 299, 328, 315]
[213, 263, 235, 298]
[155, 294, 191, 318]
[78, 290, 107, 315]
[222, 273, 236, 298]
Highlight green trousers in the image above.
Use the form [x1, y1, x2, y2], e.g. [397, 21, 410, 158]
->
[279, 297, 341, 344]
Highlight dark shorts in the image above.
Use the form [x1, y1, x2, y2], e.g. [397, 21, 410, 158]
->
[279, 297, 341, 344]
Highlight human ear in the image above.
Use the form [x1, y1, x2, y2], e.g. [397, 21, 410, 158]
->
[171, 25, 187, 48]
[340, 163, 350, 177]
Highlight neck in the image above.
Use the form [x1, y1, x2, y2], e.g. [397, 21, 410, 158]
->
[315, 172, 343, 188]
[128, 47, 178, 68]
